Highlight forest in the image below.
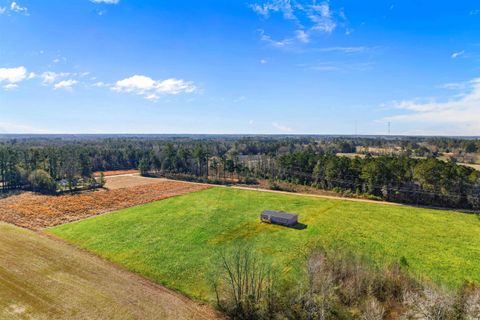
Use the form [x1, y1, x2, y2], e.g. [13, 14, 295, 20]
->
[1, 135, 479, 209]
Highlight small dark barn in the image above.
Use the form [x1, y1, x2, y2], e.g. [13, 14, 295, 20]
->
[260, 210, 298, 227]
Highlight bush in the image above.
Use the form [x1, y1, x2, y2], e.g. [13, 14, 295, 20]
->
[241, 177, 259, 185]
[211, 247, 479, 319]
[268, 180, 282, 191]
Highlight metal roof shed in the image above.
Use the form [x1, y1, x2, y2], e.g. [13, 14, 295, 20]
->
[260, 210, 298, 227]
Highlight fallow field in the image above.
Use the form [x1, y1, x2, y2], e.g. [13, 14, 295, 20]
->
[48, 187, 480, 302]
[0, 222, 220, 320]
[0, 179, 208, 230]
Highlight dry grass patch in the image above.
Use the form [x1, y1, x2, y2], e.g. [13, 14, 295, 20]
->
[104, 175, 168, 189]
[0, 180, 209, 230]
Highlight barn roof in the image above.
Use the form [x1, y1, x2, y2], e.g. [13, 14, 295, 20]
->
[261, 210, 298, 219]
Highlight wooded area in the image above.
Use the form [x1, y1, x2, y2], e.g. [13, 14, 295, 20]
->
[1, 135, 479, 209]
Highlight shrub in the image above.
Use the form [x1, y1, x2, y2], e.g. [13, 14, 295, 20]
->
[211, 247, 479, 319]
[241, 177, 259, 185]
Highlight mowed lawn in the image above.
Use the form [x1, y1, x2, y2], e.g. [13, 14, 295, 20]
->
[49, 187, 480, 301]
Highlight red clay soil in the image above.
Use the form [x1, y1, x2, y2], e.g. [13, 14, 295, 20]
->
[0, 181, 209, 231]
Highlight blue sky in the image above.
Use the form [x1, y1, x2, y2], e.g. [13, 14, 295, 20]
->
[1, 0, 480, 135]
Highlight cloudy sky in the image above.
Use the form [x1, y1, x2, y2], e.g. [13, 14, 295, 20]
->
[1, 0, 480, 135]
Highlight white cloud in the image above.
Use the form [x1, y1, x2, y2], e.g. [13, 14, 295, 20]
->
[10, 2, 28, 15]
[296, 29, 310, 43]
[0, 121, 52, 134]
[53, 56, 67, 64]
[470, 9, 479, 16]
[451, 50, 465, 59]
[156, 78, 197, 94]
[252, 1, 345, 48]
[307, 2, 336, 33]
[234, 96, 247, 103]
[90, 0, 120, 4]
[0, 7, 6, 14]
[0, 66, 27, 84]
[40, 71, 70, 84]
[3, 83, 18, 90]
[316, 46, 367, 53]
[113, 75, 156, 92]
[260, 59, 268, 64]
[250, 3, 278, 17]
[301, 61, 373, 72]
[250, 1, 296, 20]
[384, 78, 480, 134]
[441, 81, 467, 90]
[258, 29, 293, 48]
[41, 72, 59, 84]
[145, 94, 159, 101]
[54, 79, 78, 90]
[93, 81, 107, 87]
[272, 122, 294, 132]
[112, 75, 197, 100]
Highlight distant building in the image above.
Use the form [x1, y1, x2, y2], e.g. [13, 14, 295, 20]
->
[260, 210, 298, 227]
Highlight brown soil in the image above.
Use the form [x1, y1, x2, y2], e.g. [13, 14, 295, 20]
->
[0, 180, 209, 230]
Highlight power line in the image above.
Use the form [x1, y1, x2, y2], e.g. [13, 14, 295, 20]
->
[244, 161, 480, 202]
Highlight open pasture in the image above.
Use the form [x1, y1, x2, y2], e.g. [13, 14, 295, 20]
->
[49, 187, 480, 301]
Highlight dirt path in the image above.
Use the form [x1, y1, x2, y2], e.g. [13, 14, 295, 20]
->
[107, 173, 395, 205]
[134, 177, 402, 207]
[0, 223, 222, 320]
[231, 185, 402, 206]
[133, 176, 469, 211]
[102, 173, 402, 207]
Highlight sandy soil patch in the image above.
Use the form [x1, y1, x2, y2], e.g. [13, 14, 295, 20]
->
[93, 169, 139, 177]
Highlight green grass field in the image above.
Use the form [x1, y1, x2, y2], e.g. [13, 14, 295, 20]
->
[49, 187, 480, 301]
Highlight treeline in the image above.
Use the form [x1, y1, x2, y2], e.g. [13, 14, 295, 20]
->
[138, 145, 480, 210]
[1, 136, 479, 209]
[0, 144, 111, 193]
[270, 151, 480, 210]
